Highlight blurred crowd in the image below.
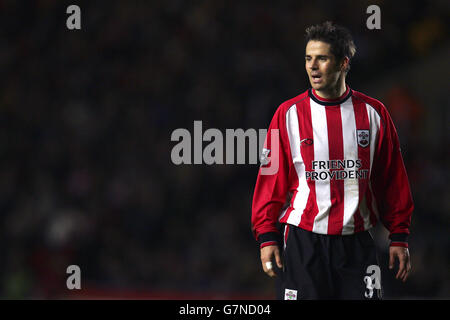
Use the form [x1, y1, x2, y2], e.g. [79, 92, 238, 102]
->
[0, 1, 448, 299]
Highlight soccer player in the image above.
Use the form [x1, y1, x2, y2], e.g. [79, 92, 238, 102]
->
[251, 21, 413, 300]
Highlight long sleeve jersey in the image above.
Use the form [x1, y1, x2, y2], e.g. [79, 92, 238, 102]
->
[251, 87, 413, 248]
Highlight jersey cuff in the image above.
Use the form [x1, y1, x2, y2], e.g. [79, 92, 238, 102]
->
[258, 232, 281, 248]
[389, 233, 409, 247]
[389, 233, 409, 243]
[390, 241, 408, 248]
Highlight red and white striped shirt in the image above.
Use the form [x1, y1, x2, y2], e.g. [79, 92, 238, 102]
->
[252, 87, 413, 248]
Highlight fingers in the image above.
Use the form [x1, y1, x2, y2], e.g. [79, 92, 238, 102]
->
[401, 253, 411, 282]
[389, 250, 395, 270]
[260, 245, 282, 278]
[390, 247, 411, 282]
[262, 260, 276, 277]
[398, 263, 411, 282]
[274, 247, 283, 269]
[261, 257, 276, 277]
[395, 254, 406, 280]
[404, 259, 412, 282]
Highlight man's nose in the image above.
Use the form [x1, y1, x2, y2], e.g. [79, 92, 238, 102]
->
[308, 59, 318, 70]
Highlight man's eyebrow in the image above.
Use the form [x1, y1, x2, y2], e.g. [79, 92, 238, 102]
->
[305, 54, 329, 58]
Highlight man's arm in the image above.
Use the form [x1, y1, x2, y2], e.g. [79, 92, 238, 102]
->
[371, 103, 414, 281]
[251, 106, 292, 276]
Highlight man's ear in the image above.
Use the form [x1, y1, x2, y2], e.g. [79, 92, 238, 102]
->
[341, 56, 350, 72]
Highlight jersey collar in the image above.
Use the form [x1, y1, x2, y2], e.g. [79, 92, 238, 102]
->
[309, 85, 352, 106]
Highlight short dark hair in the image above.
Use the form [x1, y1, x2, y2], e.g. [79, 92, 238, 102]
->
[305, 21, 356, 72]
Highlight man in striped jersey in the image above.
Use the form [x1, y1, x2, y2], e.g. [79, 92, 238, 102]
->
[251, 21, 413, 299]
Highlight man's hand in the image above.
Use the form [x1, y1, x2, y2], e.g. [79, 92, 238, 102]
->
[389, 246, 411, 282]
[260, 245, 283, 277]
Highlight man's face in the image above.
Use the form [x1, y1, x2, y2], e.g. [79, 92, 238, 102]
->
[305, 40, 344, 92]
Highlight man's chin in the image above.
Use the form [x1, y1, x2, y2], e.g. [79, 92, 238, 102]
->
[310, 83, 324, 91]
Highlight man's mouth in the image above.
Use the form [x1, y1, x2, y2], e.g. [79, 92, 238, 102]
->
[311, 74, 322, 83]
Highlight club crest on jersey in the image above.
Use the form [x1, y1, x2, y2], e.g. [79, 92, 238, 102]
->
[357, 130, 370, 148]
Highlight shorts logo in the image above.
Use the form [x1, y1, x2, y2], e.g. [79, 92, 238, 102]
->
[357, 130, 370, 148]
[284, 289, 298, 300]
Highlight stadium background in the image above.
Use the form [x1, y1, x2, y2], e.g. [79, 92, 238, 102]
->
[0, 0, 448, 299]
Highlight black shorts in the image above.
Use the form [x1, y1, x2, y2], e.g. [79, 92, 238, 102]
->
[275, 224, 382, 300]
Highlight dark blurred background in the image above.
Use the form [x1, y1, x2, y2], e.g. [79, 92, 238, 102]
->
[0, 0, 448, 299]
